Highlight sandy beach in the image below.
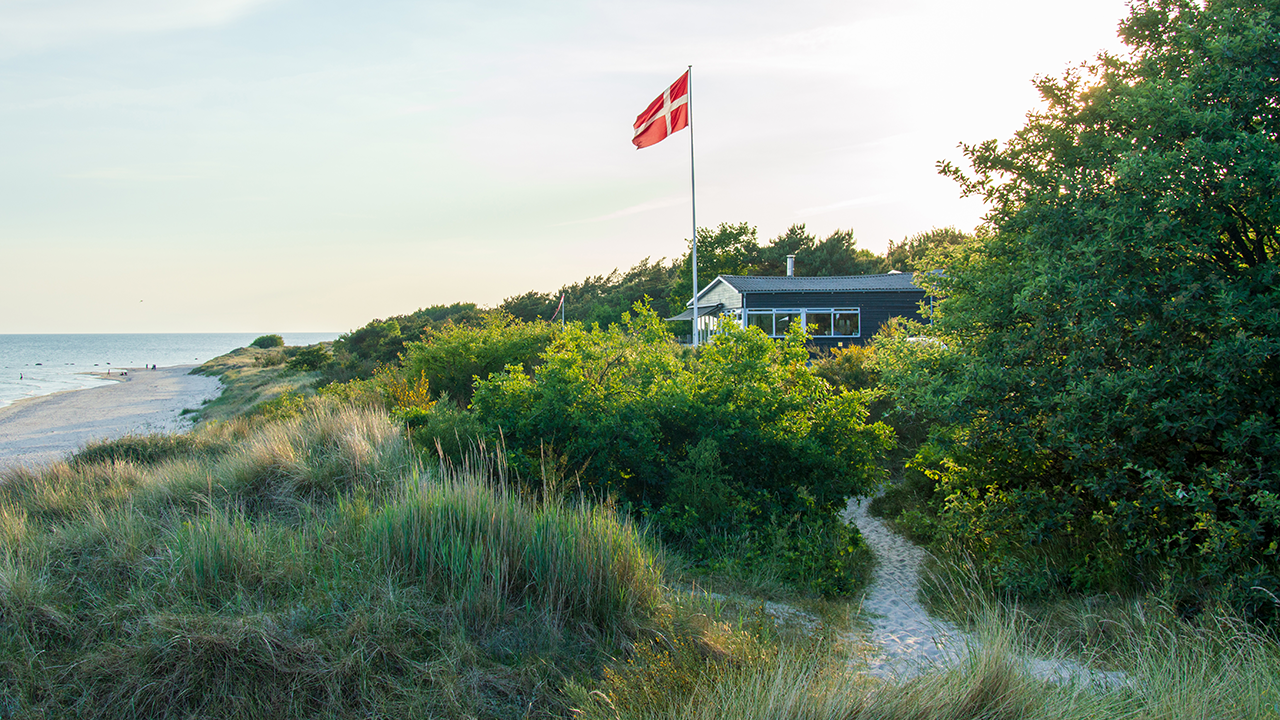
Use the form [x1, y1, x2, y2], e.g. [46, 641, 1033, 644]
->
[0, 366, 223, 471]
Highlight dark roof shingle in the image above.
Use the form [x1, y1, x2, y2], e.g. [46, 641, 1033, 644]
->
[712, 272, 922, 294]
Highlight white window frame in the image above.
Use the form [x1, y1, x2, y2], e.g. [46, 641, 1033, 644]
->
[739, 308, 861, 338]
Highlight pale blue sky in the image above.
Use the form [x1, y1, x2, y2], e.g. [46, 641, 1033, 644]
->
[1, 0, 1130, 334]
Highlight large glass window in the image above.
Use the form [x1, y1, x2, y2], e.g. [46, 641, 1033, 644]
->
[806, 311, 833, 336]
[746, 311, 773, 335]
[740, 307, 861, 337]
[833, 309, 860, 337]
[774, 311, 799, 336]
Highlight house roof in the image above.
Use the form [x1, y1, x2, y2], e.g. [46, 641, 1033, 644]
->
[666, 303, 724, 321]
[690, 272, 923, 306]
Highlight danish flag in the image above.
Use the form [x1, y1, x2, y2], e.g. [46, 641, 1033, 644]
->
[632, 71, 689, 149]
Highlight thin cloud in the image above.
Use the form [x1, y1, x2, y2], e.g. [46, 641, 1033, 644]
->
[554, 195, 687, 227]
[795, 195, 890, 217]
[0, 0, 278, 55]
[66, 168, 200, 181]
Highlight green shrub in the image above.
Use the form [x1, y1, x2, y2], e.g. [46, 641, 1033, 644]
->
[810, 343, 879, 391]
[249, 334, 284, 349]
[405, 397, 490, 464]
[473, 305, 892, 596]
[252, 391, 309, 421]
[877, 0, 1280, 622]
[286, 345, 331, 372]
[253, 350, 286, 367]
[401, 311, 555, 403]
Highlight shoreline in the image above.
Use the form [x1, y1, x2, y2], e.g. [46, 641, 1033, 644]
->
[0, 365, 223, 471]
[2, 366, 145, 414]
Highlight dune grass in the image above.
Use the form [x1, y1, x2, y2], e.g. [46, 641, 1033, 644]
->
[4, 387, 1278, 718]
[189, 345, 326, 424]
[0, 404, 666, 718]
[577, 585, 1280, 720]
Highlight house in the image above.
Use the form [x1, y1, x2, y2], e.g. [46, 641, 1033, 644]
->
[668, 269, 928, 349]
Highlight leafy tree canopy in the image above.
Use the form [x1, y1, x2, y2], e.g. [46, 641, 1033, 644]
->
[883, 227, 972, 272]
[883, 0, 1280, 619]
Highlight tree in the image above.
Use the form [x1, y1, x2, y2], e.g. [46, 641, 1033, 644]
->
[401, 311, 556, 404]
[883, 227, 971, 272]
[755, 224, 817, 276]
[808, 229, 886, 276]
[882, 0, 1280, 618]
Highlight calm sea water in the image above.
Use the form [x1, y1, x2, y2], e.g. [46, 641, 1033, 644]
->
[0, 333, 339, 409]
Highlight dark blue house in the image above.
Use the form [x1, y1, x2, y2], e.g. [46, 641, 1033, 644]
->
[669, 271, 928, 349]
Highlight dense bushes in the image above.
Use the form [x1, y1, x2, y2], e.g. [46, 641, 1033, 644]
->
[877, 0, 1280, 620]
[471, 306, 892, 595]
[401, 311, 556, 404]
[249, 334, 283, 349]
[325, 302, 484, 381]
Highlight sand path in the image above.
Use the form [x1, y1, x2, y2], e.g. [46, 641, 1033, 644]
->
[843, 497, 964, 677]
[844, 497, 1129, 686]
[0, 366, 222, 471]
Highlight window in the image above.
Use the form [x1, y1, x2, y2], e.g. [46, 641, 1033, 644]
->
[740, 308, 860, 337]
[746, 311, 773, 335]
[774, 310, 799, 335]
[807, 311, 833, 336]
[833, 309, 860, 337]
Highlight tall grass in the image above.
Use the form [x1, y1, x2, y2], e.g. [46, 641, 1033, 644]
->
[0, 404, 664, 718]
[585, 554, 1280, 719]
[370, 472, 661, 626]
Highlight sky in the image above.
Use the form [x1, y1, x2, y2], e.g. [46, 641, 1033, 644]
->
[0, 0, 1132, 334]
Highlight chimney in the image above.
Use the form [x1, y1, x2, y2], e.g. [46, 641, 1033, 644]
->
[786, 254, 796, 276]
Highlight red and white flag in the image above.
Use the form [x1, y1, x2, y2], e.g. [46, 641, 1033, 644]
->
[632, 71, 689, 149]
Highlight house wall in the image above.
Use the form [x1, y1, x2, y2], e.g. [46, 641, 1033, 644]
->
[698, 281, 744, 310]
[742, 290, 927, 347]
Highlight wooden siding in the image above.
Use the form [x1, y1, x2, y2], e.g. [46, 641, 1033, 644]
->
[699, 280, 745, 310]
[742, 290, 927, 347]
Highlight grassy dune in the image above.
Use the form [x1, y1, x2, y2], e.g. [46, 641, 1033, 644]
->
[2, 380, 1277, 717]
[0, 405, 663, 718]
[188, 345, 327, 424]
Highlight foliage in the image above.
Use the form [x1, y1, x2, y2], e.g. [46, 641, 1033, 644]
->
[668, 224, 888, 312]
[500, 223, 903, 341]
[883, 227, 972, 272]
[881, 0, 1280, 620]
[472, 305, 892, 595]
[401, 311, 556, 404]
[502, 257, 684, 329]
[810, 344, 880, 392]
[285, 344, 331, 372]
[249, 334, 283, 349]
[325, 303, 483, 381]
[405, 396, 491, 464]
[373, 366, 435, 415]
[250, 390, 310, 421]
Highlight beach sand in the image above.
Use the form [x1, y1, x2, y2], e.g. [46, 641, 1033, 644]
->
[0, 366, 222, 471]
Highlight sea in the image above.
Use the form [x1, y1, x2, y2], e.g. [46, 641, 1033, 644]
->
[0, 333, 340, 410]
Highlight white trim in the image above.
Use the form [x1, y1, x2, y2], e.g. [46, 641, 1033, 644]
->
[742, 307, 861, 338]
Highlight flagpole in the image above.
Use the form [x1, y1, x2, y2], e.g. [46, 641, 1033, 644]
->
[688, 65, 698, 347]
